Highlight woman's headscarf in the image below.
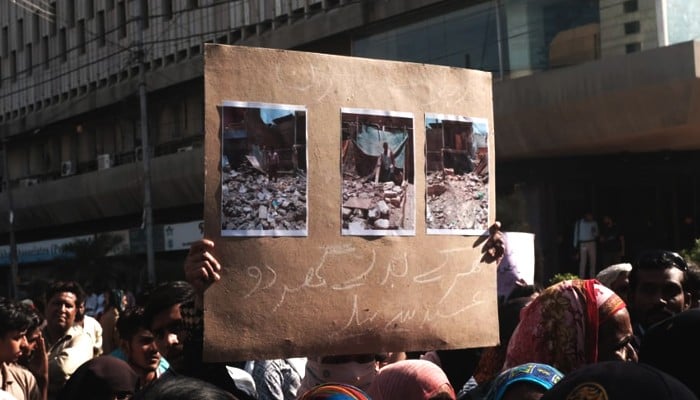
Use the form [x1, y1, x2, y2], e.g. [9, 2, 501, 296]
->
[540, 361, 697, 400]
[367, 359, 455, 400]
[57, 356, 138, 400]
[504, 279, 626, 373]
[298, 383, 371, 400]
[484, 363, 563, 400]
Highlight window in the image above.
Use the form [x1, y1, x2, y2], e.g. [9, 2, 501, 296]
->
[42, 36, 49, 68]
[118, 2, 127, 39]
[86, 0, 95, 19]
[50, 2, 57, 35]
[1, 26, 8, 57]
[624, 21, 640, 35]
[140, 0, 150, 29]
[188, 0, 199, 9]
[17, 19, 24, 48]
[10, 51, 17, 81]
[59, 28, 67, 62]
[77, 19, 86, 54]
[26, 43, 32, 76]
[625, 42, 641, 53]
[97, 11, 106, 46]
[67, 0, 76, 27]
[33, 14, 40, 42]
[163, 0, 173, 20]
[106, 0, 115, 11]
[623, 0, 638, 13]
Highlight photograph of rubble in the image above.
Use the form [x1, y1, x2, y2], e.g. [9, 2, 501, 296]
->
[425, 113, 490, 235]
[220, 101, 308, 237]
[341, 108, 415, 236]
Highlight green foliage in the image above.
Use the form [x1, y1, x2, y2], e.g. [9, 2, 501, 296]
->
[680, 238, 700, 265]
[549, 272, 580, 286]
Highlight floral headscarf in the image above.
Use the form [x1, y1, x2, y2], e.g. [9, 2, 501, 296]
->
[298, 383, 372, 400]
[503, 279, 625, 373]
[484, 363, 563, 400]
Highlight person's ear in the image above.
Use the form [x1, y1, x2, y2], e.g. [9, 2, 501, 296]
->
[684, 291, 692, 311]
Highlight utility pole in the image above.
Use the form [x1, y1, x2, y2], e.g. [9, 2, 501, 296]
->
[137, 2, 156, 285]
[494, 0, 504, 81]
[2, 135, 19, 299]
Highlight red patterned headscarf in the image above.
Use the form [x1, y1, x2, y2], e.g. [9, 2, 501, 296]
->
[503, 279, 626, 373]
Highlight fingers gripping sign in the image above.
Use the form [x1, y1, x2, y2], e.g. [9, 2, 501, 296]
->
[184, 239, 222, 295]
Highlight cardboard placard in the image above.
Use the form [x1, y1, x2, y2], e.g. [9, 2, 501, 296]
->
[203, 44, 498, 362]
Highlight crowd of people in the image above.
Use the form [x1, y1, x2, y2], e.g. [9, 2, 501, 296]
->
[1, 223, 700, 400]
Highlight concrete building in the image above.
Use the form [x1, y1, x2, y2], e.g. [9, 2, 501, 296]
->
[1, 0, 699, 295]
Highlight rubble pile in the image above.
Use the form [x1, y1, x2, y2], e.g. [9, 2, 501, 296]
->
[342, 178, 408, 231]
[222, 163, 307, 231]
[426, 170, 488, 230]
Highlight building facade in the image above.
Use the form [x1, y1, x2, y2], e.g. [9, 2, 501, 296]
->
[1, 0, 699, 295]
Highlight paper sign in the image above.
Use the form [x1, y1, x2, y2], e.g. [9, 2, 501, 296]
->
[203, 44, 498, 362]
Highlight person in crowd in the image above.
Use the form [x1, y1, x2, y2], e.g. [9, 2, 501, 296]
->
[503, 279, 637, 374]
[142, 281, 194, 373]
[421, 348, 480, 395]
[596, 262, 632, 303]
[297, 354, 379, 397]
[57, 356, 138, 400]
[74, 301, 102, 358]
[147, 242, 254, 400]
[639, 308, 700, 399]
[0, 390, 18, 400]
[115, 306, 167, 390]
[481, 363, 563, 400]
[99, 289, 126, 355]
[626, 249, 691, 349]
[298, 383, 370, 400]
[82, 287, 101, 320]
[685, 260, 700, 309]
[268, 149, 280, 182]
[246, 357, 305, 400]
[133, 375, 239, 400]
[598, 215, 625, 268]
[458, 284, 541, 399]
[572, 211, 599, 279]
[375, 142, 396, 183]
[15, 304, 47, 400]
[539, 361, 697, 400]
[0, 298, 42, 400]
[41, 281, 95, 399]
[366, 359, 455, 400]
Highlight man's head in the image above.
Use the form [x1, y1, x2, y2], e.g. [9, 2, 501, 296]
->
[18, 302, 45, 364]
[143, 281, 194, 369]
[44, 280, 85, 335]
[0, 297, 32, 363]
[628, 250, 690, 330]
[117, 306, 161, 375]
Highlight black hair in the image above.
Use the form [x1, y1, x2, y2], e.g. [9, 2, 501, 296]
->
[630, 249, 688, 291]
[143, 281, 194, 326]
[116, 306, 150, 341]
[0, 297, 34, 337]
[44, 280, 86, 309]
[136, 375, 237, 400]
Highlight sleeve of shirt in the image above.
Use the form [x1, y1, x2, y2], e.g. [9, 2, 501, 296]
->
[48, 333, 95, 393]
[254, 361, 284, 400]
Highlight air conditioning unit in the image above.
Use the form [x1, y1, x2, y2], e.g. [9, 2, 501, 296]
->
[20, 178, 39, 187]
[134, 146, 143, 161]
[61, 161, 76, 176]
[177, 145, 193, 152]
[97, 154, 112, 170]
